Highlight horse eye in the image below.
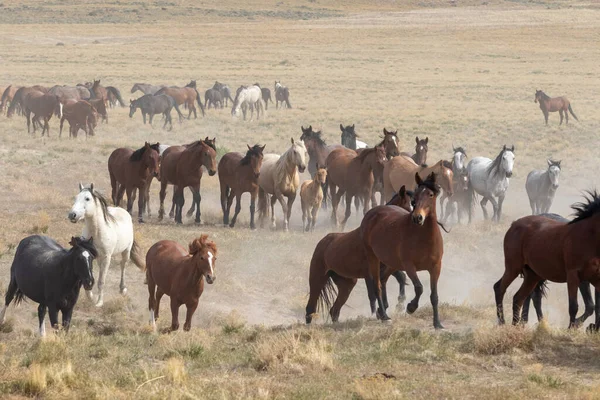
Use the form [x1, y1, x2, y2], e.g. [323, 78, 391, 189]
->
[200, 256, 204, 260]
[429, 193, 434, 198]
[86, 198, 91, 201]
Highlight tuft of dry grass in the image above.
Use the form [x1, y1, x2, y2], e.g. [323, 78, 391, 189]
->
[473, 324, 534, 355]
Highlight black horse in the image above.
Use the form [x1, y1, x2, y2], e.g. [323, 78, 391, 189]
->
[129, 94, 183, 130]
[258, 86, 272, 110]
[0, 235, 97, 335]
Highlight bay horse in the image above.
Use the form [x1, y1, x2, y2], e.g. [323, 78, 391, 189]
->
[68, 184, 146, 307]
[383, 156, 453, 202]
[22, 91, 62, 136]
[400, 137, 428, 166]
[6, 85, 48, 117]
[146, 235, 217, 332]
[535, 90, 578, 125]
[326, 145, 387, 230]
[0, 235, 97, 336]
[526, 160, 561, 215]
[301, 164, 328, 232]
[155, 81, 205, 118]
[275, 81, 291, 109]
[219, 145, 265, 229]
[257, 138, 308, 230]
[129, 94, 183, 129]
[158, 139, 218, 224]
[89, 98, 108, 123]
[108, 142, 161, 223]
[89, 80, 125, 108]
[59, 100, 98, 138]
[494, 196, 600, 330]
[232, 85, 263, 120]
[466, 145, 515, 223]
[131, 83, 166, 95]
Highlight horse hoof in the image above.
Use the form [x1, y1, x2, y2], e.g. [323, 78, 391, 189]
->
[406, 303, 418, 314]
[434, 323, 445, 330]
[95, 300, 104, 308]
[587, 323, 597, 333]
[138, 219, 145, 224]
[120, 288, 128, 295]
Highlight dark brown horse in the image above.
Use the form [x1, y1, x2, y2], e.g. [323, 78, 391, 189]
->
[89, 80, 125, 108]
[534, 90, 578, 125]
[158, 139, 217, 224]
[89, 98, 108, 123]
[400, 137, 428, 166]
[326, 146, 387, 229]
[260, 87, 272, 110]
[60, 100, 98, 138]
[6, 85, 48, 117]
[204, 88, 223, 109]
[155, 81, 205, 118]
[219, 145, 265, 229]
[22, 91, 62, 136]
[108, 142, 160, 223]
[495, 195, 600, 330]
[146, 235, 217, 332]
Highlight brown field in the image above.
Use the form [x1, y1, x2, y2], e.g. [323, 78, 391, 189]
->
[1, 0, 600, 398]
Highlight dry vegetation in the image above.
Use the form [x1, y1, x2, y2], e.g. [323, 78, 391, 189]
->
[1, 0, 600, 398]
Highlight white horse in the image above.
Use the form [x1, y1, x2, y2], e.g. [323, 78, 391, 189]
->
[466, 145, 515, 223]
[68, 183, 145, 306]
[526, 159, 561, 215]
[231, 85, 263, 121]
[257, 138, 308, 231]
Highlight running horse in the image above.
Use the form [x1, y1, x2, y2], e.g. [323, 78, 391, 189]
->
[400, 137, 428, 166]
[534, 90, 579, 125]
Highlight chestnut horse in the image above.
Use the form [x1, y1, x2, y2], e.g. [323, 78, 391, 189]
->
[146, 235, 217, 332]
[219, 145, 265, 229]
[494, 193, 600, 330]
[108, 142, 161, 223]
[383, 156, 453, 202]
[155, 81, 205, 118]
[534, 90, 578, 125]
[89, 98, 108, 123]
[400, 137, 428, 166]
[326, 146, 387, 230]
[60, 100, 98, 138]
[158, 139, 217, 224]
[22, 91, 62, 136]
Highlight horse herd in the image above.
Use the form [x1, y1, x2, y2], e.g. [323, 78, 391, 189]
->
[1, 88, 597, 338]
[0, 79, 292, 135]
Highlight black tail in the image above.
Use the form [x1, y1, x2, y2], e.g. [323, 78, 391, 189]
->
[0, 85, 11, 112]
[195, 89, 205, 117]
[317, 271, 338, 318]
[466, 180, 477, 222]
[568, 104, 579, 121]
[257, 187, 270, 221]
[106, 86, 125, 107]
[6, 90, 20, 118]
[14, 289, 25, 306]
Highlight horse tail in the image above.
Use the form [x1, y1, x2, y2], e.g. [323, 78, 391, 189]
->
[106, 86, 125, 107]
[0, 85, 11, 112]
[6, 92, 18, 118]
[317, 271, 337, 318]
[466, 179, 477, 221]
[14, 289, 25, 306]
[284, 89, 292, 109]
[195, 89, 205, 117]
[130, 240, 146, 272]
[257, 187, 270, 220]
[568, 103, 579, 121]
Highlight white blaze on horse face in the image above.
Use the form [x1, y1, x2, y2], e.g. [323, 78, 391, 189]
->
[454, 152, 465, 170]
[391, 136, 398, 146]
[207, 251, 214, 277]
[549, 166, 560, 187]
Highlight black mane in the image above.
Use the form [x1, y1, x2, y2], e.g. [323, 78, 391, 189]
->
[130, 143, 160, 161]
[569, 191, 600, 225]
[70, 236, 99, 259]
[486, 146, 513, 177]
[386, 190, 414, 206]
[453, 146, 467, 157]
[240, 145, 263, 165]
[537, 90, 550, 100]
[418, 173, 441, 195]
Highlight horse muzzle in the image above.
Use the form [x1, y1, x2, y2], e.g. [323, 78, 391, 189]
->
[505, 172, 513, 178]
[412, 214, 425, 225]
[552, 184, 559, 190]
[83, 279, 94, 291]
[254, 173, 260, 179]
[205, 275, 215, 284]
[299, 166, 306, 173]
[208, 170, 217, 177]
[68, 212, 79, 223]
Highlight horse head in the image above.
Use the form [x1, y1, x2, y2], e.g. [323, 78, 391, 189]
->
[142, 142, 161, 178]
[315, 163, 328, 184]
[200, 139, 217, 176]
[129, 99, 137, 117]
[501, 145, 515, 178]
[245, 144, 265, 178]
[414, 137, 429, 165]
[340, 124, 357, 149]
[413, 172, 441, 225]
[189, 235, 217, 284]
[68, 183, 96, 223]
[382, 128, 400, 158]
[547, 159, 561, 189]
[290, 137, 308, 173]
[452, 145, 467, 170]
[69, 236, 97, 291]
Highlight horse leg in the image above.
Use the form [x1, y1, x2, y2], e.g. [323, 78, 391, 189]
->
[0, 275, 19, 324]
[493, 262, 520, 325]
[330, 184, 341, 226]
[186, 187, 196, 218]
[37, 304, 47, 337]
[155, 288, 164, 321]
[26, 110, 31, 134]
[340, 192, 353, 231]
[305, 262, 329, 324]
[61, 306, 74, 332]
[43, 117, 50, 137]
[229, 193, 242, 228]
[544, 110, 549, 125]
[148, 275, 157, 329]
[225, 190, 235, 226]
[95, 256, 111, 307]
[250, 190, 258, 230]
[47, 304, 59, 331]
[175, 186, 185, 224]
[429, 263, 444, 329]
[169, 298, 181, 331]
[267, 193, 276, 229]
[495, 194, 504, 222]
[192, 186, 201, 224]
[183, 300, 199, 331]
[286, 193, 296, 231]
[330, 275, 357, 323]
[480, 197, 489, 220]
[564, 107, 569, 125]
[301, 202, 307, 232]
[405, 267, 423, 315]
[311, 203, 319, 232]
[169, 187, 177, 218]
[158, 181, 168, 221]
[511, 271, 541, 326]
[145, 180, 152, 217]
[529, 198, 536, 215]
[559, 110, 564, 125]
[576, 281, 594, 326]
[125, 187, 134, 215]
[220, 183, 230, 224]
[393, 270, 408, 303]
[274, 191, 287, 231]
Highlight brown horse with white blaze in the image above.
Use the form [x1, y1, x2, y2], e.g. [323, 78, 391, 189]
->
[534, 90, 578, 125]
[146, 235, 217, 331]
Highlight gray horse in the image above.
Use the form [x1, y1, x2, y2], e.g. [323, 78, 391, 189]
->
[204, 88, 223, 109]
[525, 160, 561, 215]
[129, 94, 183, 130]
[212, 81, 234, 107]
[130, 83, 167, 95]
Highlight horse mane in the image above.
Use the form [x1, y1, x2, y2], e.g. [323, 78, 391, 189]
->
[310, 131, 326, 146]
[569, 191, 600, 225]
[442, 160, 453, 169]
[129, 143, 160, 161]
[356, 146, 379, 163]
[486, 147, 512, 177]
[69, 236, 99, 258]
[86, 188, 116, 224]
[537, 90, 550, 100]
[240, 145, 263, 165]
[203, 139, 216, 151]
[386, 190, 414, 206]
[189, 234, 217, 256]
[418, 173, 441, 196]
[453, 146, 467, 157]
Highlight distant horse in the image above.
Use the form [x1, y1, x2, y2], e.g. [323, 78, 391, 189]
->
[526, 159, 561, 215]
[60, 100, 98, 138]
[6, 85, 49, 117]
[106, 86, 126, 108]
[383, 156, 453, 202]
[204, 88, 223, 109]
[22, 91, 62, 136]
[89, 80, 125, 108]
[129, 94, 183, 129]
[155, 81, 205, 118]
[212, 81, 234, 106]
[131, 83, 166, 95]
[466, 145, 515, 223]
[365, 129, 401, 206]
[439, 146, 468, 223]
[158, 140, 218, 224]
[275, 81, 291, 109]
[108, 142, 161, 223]
[400, 137, 428, 166]
[0, 85, 20, 113]
[68, 184, 146, 307]
[340, 124, 367, 150]
[258, 138, 308, 231]
[534, 90, 578, 125]
[326, 146, 387, 230]
[48, 85, 91, 103]
[219, 145, 265, 229]
[232, 85, 263, 120]
[146, 235, 217, 332]
[261, 87, 272, 110]
[301, 165, 328, 232]
[0, 236, 97, 336]
[494, 193, 600, 330]
[89, 98, 108, 123]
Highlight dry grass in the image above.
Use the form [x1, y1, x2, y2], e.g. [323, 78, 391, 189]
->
[1, 0, 600, 398]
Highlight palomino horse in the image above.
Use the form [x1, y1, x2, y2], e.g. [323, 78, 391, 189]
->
[400, 137, 428, 166]
[129, 94, 183, 129]
[257, 138, 308, 230]
[274, 81, 291, 109]
[146, 235, 217, 332]
[108, 142, 161, 223]
[6, 85, 48, 118]
[326, 146, 387, 230]
[68, 184, 145, 307]
[526, 160, 561, 215]
[158, 139, 218, 224]
[155, 82, 204, 119]
[22, 91, 62, 136]
[383, 156, 453, 202]
[535, 90, 578, 125]
[340, 124, 367, 150]
[60, 100, 98, 138]
[0, 236, 97, 336]
[466, 145, 515, 223]
[495, 196, 600, 330]
[219, 145, 265, 229]
[232, 85, 263, 120]
[301, 165, 328, 232]
[131, 83, 166, 95]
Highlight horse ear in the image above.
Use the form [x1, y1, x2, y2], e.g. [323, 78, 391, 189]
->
[260, 144, 266, 152]
[399, 185, 406, 197]
[90, 183, 94, 192]
[145, 141, 150, 147]
[511, 145, 515, 152]
[340, 124, 344, 132]
[247, 144, 252, 151]
[503, 145, 507, 151]
[79, 182, 84, 191]
[383, 128, 388, 135]
[309, 125, 312, 130]
[415, 173, 423, 186]
[427, 172, 437, 183]
[352, 124, 355, 129]
[291, 137, 294, 144]
[547, 159, 552, 167]
[425, 137, 429, 144]
[205, 136, 209, 141]
[415, 136, 419, 144]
